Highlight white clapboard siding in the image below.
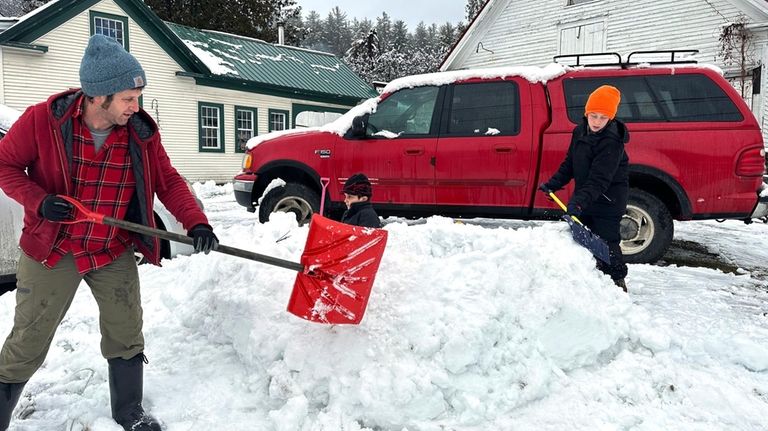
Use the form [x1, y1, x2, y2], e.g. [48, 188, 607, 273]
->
[0, 0, 353, 183]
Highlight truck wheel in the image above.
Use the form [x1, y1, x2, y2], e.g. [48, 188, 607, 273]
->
[258, 183, 319, 224]
[621, 189, 673, 264]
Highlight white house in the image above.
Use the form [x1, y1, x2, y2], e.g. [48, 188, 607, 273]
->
[441, 0, 768, 143]
[0, 0, 377, 182]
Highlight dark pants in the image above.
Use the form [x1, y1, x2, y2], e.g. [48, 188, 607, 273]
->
[580, 213, 628, 281]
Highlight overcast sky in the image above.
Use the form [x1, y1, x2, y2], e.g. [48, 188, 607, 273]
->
[297, 0, 467, 29]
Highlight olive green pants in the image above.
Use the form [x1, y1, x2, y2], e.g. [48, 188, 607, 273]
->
[0, 251, 144, 383]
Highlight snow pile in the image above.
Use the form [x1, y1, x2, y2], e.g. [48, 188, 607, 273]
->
[147, 208, 633, 430]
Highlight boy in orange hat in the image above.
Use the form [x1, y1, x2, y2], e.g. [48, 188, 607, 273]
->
[539, 85, 630, 292]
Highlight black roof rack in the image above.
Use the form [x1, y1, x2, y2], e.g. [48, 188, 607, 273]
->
[553, 50, 699, 69]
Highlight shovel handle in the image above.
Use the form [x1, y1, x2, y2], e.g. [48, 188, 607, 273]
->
[548, 192, 584, 225]
[57, 195, 305, 272]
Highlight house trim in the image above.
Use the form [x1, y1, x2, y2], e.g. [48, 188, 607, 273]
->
[198, 101, 225, 153]
[89, 10, 130, 49]
[234, 105, 257, 154]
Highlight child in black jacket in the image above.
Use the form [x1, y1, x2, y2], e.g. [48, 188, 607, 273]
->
[341, 173, 382, 228]
[540, 85, 629, 292]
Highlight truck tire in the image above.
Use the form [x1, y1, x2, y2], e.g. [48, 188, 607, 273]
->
[620, 188, 673, 264]
[258, 183, 319, 224]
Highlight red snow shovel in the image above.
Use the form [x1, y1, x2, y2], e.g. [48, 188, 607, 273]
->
[547, 192, 610, 264]
[58, 196, 388, 325]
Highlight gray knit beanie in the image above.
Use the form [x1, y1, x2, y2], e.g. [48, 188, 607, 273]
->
[79, 34, 146, 96]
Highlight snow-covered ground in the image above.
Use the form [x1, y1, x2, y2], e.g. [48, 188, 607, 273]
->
[2, 182, 768, 431]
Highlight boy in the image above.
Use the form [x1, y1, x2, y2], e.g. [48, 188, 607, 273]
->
[341, 173, 382, 228]
[540, 85, 630, 292]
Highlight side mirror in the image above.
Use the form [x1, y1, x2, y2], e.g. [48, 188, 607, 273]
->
[351, 114, 368, 138]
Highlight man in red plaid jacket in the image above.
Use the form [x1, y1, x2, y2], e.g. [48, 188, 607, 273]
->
[0, 35, 217, 431]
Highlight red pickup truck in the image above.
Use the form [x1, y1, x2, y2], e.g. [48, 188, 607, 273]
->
[233, 53, 768, 264]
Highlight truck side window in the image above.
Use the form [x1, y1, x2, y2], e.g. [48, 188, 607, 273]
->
[564, 75, 743, 123]
[367, 86, 439, 137]
[447, 82, 520, 136]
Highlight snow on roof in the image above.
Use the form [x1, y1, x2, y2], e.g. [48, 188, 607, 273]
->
[0, 104, 20, 132]
[182, 40, 238, 75]
[246, 64, 568, 150]
[383, 63, 569, 94]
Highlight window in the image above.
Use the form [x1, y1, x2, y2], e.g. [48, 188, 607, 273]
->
[563, 75, 744, 123]
[367, 86, 439, 137]
[446, 82, 520, 136]
[269, 109, 289, 132]
[198, 102, 225, 152]
[235, 107, 257, 153]
[89, 11, 129, 49]
[559, 21, 604, 55]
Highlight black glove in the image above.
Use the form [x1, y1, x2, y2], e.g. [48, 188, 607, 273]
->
[538, 183, 555, 201]
[188, 224, 219, 255]
[39, 194, 73, 221]
[566, 201, 582, 218]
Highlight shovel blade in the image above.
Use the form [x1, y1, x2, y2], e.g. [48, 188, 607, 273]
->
[288, 215, 388, 324]
[562, 215, 611, 264]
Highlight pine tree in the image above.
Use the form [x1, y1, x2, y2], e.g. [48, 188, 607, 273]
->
[143, 0, 301, 43]
[375, 12, 392, 52]
[321, 7, 353, 57]
[21, 0, 50, 14]
[0, 0, 23, 16]
[390, 20, 410, 52]
[465, 0, 485, 22]
[302, 10, 325, 51]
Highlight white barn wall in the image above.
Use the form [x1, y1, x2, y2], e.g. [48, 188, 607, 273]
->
[457, 0, 745, 69]
[1, 0, 354, 183]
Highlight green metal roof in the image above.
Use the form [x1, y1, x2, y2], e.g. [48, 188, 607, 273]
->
[167, 22, 377, 102]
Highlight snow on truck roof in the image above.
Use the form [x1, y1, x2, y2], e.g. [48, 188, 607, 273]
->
[245, 61, 723, 150]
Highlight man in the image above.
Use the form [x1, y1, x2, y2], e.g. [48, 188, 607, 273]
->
[0, 35, 218, 431]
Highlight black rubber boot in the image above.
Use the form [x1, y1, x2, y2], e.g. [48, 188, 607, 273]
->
[614, 278, 628, 293]
[108, 354, 162, 431]
[0, 381, 26, 431]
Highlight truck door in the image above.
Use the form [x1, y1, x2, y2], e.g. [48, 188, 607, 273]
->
[339, 86, 440, 207]
[434, 79, 534, 216]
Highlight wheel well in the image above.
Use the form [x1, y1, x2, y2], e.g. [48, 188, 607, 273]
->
[255, 167, 320, 202]
[629, 172, 684, 218]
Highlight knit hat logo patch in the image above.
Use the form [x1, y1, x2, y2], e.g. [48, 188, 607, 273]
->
[79, 34, 147, 97]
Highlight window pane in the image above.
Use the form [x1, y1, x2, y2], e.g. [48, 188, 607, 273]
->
[237, 110, 254, 150]
[368, 86, 439, 136]
[94, 17, 125, 46]
[448, 82, 519, 135]
[563, 75, 743, 123]
[200, 106, 220, 149]
[270, 112, 286, 131]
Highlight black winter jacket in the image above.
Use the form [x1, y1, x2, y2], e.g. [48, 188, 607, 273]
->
[545, 118, 630, 216]
[341, 201, 382, 228]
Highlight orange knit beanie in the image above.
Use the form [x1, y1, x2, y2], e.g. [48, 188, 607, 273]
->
[584, 85, 621, 119]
